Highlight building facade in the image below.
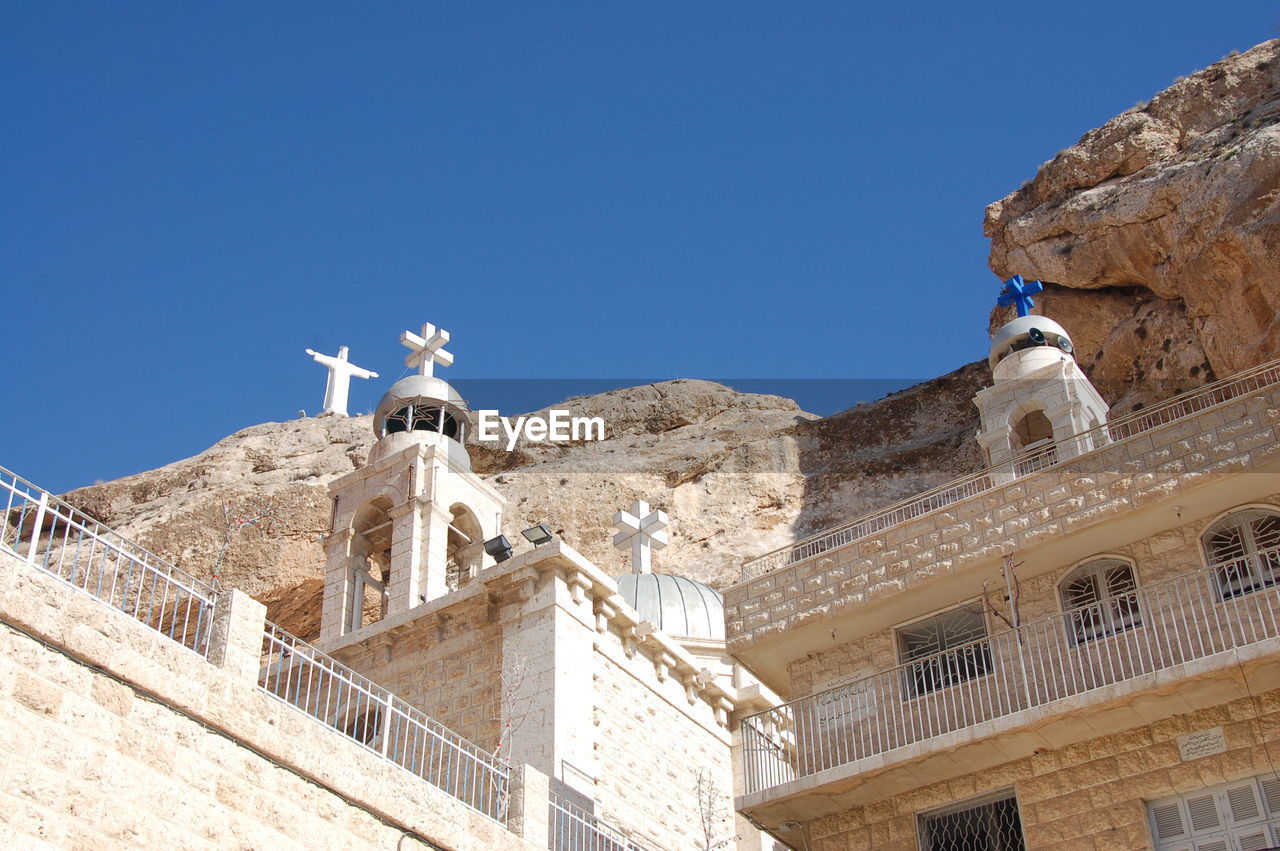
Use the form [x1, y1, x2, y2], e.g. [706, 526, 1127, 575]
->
[726, 311, 1280, 850]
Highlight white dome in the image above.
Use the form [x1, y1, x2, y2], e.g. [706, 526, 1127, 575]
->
[615, 574, 725, 641]
[989, 315, 1075, 370]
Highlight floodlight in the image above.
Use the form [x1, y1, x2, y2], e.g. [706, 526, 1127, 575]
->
[483, 535, 514, 563]
[521, 523, 554, 546]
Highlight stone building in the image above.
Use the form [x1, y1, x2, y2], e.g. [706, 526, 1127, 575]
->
[307, 331, 778, 849]
[726, 302, 1280, 850]
[0, 323, 782, 849]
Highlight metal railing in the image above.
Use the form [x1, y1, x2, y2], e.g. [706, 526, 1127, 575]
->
[258, 621, 510, 821]
[0, 465, 216, 655]
[549, 792, 655, 851]
[741, 548, 1280, 794]
[740, 356, 1280, 581]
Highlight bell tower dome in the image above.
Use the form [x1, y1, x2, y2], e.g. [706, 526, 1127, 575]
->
[319, 322, 505, 641]
[974, 277, 1110, 479]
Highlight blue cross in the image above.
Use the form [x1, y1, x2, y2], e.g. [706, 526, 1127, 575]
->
[996, 275, 1044, 317]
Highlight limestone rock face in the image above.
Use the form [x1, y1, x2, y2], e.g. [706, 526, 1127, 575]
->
[985, 40, 1280, 410]
[61, 375, 987, 638]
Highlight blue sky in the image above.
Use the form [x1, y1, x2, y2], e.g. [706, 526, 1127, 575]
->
[2, 3, 1275, 492]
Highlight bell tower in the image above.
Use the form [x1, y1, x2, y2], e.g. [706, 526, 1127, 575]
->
[319, 323, 505, 641]
[974, 277, 1110, 478]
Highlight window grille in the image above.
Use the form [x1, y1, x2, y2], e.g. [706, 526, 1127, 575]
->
[1204, 510, 1280, 599]
[918, 790, 1026, 851]
[1060, 559, 1141, 644]
[1148, 774, 1280, 850]
[897, 606, 991, 698]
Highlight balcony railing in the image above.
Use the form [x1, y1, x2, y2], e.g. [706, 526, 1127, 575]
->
[0, 465, 216, 656]
[740, 356, 1280, 582]
[740, 549, 1280, 795]
[258, 622, 510, 821]
[548, 792, 656, 851]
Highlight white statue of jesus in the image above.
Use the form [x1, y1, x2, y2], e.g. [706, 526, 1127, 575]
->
[305, 346, 379, 417]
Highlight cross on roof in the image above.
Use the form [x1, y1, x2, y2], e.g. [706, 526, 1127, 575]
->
[997, 275, 1044, 317]
[400, 322, 454, 377]
[613, 499, 668, 575]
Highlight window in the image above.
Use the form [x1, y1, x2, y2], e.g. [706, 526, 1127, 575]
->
[1149, 774, 1280, 850]
[1203, 509, 1280, 599]
[1059, 559, 1141, 644]
[918, 790, 1026, 851]
[898, 606, 991, 698]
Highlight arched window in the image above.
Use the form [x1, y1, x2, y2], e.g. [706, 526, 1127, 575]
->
[1060, 559, 1140, 644]
[1203, 509, 1280, 599]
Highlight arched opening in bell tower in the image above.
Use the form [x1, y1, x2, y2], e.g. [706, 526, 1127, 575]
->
[446, 504, 484, 591]
[348, 497, 394, 631]
[1011, 407, 1057, 475]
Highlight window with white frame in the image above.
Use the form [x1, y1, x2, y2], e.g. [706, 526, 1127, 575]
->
[918, 789, 1026, 851]
[1059, 558, 1141, 644]
[1203, 509, 1280, 599]
[1148, 774, 1280, 850]
[897, 605, 991, 698]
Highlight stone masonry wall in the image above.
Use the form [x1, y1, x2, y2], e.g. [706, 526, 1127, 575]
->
[727, 388, 1280, 652]
[0, 620, 445, 850]
[331, 592, 504, 752]
[807, 690, 1280, 851]
[591, 634, 736, 851]
[0, 548, 538, 851]
[789, 493, 1280, 697]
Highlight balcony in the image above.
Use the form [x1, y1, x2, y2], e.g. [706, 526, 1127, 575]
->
[738, 551, 1280, 818]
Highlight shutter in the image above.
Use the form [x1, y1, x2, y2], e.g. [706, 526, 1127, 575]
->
[1260, 776, 1280, 814]
[1186, 794, 1221, 832]
[1225, 784, 1262, 823]
[1150, 776, 1280, 850]
[1234, 827, 1273, 851]
[1152, 802, 1188, 840]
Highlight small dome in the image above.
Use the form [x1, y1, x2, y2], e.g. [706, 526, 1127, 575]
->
[615, 574, 725, 641]
[989, 315, 1074, 370]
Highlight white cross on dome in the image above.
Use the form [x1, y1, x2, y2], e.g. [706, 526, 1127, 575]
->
[613, 499, 668, 574]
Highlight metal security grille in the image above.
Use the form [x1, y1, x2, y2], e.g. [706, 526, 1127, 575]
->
[898, 606, 992, 698]
[1149, 774, 1280, 851]
[918, 791, 1026, 851]
[1206, 510, 1280, 599]
[1061, 559, 1141, 644]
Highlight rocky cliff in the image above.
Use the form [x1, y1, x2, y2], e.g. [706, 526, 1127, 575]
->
[986, 40, 1280, 412]
[62, 372, 987, 638]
